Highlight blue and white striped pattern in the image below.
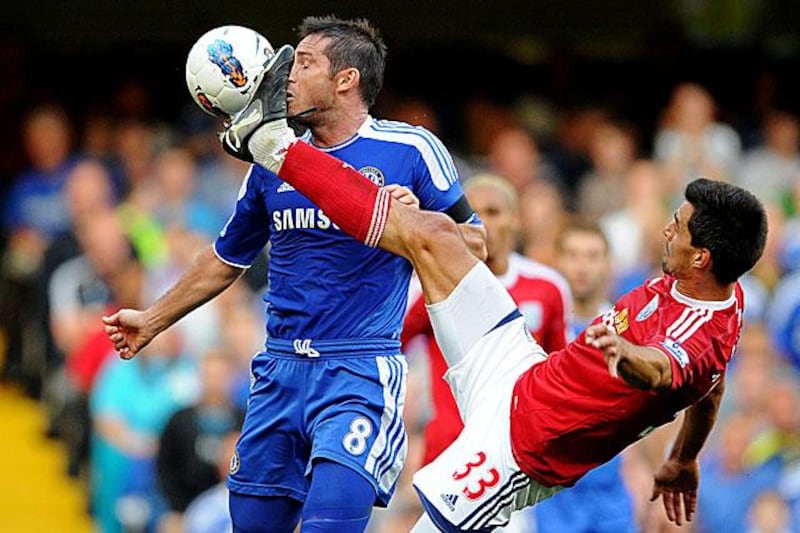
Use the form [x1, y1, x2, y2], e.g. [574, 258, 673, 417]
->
[364, 119, 460, 191]
[458, 471, 531, 529]
[364, 354, 409, 494]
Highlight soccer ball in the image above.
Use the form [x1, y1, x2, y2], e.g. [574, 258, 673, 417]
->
[185, 25, 274, 118]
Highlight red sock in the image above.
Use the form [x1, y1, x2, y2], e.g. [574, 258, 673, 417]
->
[279, 141, 391, 247]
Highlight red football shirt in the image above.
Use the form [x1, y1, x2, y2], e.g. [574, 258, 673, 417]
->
[403, 253, 571, 465]
[509, 275, 744, 487]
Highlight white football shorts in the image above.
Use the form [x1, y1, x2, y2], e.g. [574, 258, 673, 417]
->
[413, 263, 561, 531]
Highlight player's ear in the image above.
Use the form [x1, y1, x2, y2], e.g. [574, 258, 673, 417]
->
[693, 248, 712, 270]
[335, 67, 360, 92]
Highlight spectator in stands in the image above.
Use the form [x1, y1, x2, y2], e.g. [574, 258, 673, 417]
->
[697, 415, 782, 533]
[89, 328, 198, 533]
[181, 429, 241, 533]
[720, 324, 779, 421]
[39, 159, 119, 435]
[736, 111, 800, 207]
[654, 83, 742, 194]
[746, 379, 800, 530]
[555, 220, 611, 333]
[157, 351, 244, 517]
[747, 491, 792, 533]
[599, 159, 668, 282]
[48, 210, 138, 477]
[769, 270, 800, 371]
[518, 180, 568, 267]
[575, 120, 638, 221]
[151, 147, 223, 239]
[486, 126, 561, 193]
[1, 104, 79, 389]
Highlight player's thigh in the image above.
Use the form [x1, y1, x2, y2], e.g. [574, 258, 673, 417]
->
[445, 315, 546, 421]
[228, 354, 310, 501]
[307, 355, 408, 506]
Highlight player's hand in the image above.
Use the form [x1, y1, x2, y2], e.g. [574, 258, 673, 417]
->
[384, 184, 420, 208]
[650, 458, 699, 526]
[102, 309, 155, 360]
[585, 323, 626, 378]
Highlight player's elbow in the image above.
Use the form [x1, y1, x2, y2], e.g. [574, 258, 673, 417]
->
[618, 355, 672, 391]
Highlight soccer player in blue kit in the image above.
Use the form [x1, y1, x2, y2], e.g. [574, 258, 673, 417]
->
[103, 16, 485, 533]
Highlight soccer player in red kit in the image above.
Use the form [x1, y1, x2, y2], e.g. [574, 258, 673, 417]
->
[402, 174, 570, 466]
[216, 55, 768, 532]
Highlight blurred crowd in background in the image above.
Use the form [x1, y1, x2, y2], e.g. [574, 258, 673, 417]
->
[2, 30, 800, 533]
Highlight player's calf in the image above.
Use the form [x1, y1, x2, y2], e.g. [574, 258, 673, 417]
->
[402, 210, 480, 304]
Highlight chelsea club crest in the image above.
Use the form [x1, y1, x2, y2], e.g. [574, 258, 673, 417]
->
[229, 449, 241, 475]
[359, 166, 385, 187]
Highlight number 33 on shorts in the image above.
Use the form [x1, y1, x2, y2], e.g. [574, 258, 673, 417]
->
[452, 451, 501, 500]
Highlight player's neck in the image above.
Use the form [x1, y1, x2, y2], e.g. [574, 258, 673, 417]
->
[674, 276, 734, 302]
[310, 107, 369, 148]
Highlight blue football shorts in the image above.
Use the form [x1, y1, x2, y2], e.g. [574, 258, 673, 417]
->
[227, 350, 408, 506]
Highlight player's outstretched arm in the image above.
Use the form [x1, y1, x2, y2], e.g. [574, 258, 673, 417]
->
[103, 246, 244, 359]
[585, 323, 672, 389]
[649, 375, 725, 525]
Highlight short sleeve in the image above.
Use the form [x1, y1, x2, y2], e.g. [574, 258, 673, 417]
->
[214, 166, 271, 268]
[408, 128, 468, 215]
[645, 313, 729, 390]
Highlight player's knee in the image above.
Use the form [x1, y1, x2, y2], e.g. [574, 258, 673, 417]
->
[408, 211, 460, 253]
[302, 460, 375, 532]
[229, 492, 301, 533]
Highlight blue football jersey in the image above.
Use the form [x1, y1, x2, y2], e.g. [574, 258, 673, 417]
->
[214, 117, 471, 355]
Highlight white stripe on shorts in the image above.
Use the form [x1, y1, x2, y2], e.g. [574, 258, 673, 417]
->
[364, 355, 408, 493]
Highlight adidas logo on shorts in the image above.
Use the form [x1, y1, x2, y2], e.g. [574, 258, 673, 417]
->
[440, 493, 459, 511]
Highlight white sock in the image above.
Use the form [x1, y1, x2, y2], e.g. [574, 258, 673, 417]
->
[247, 119, 297, 173]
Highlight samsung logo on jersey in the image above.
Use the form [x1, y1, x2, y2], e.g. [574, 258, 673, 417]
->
[661, 338, 689, 368]
[273, 208, 340, 231]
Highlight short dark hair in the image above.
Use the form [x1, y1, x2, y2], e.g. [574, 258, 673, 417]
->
[685, 178, 767, 285]
[297, 15, 387, 107]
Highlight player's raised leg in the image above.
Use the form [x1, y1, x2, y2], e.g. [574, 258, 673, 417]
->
[281, 139, 526, 374]
[221, 46, 493, 309]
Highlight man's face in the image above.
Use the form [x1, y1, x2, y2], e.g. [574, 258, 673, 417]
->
[661, 201, 699, 278]
[287, 34, 336, 122]
[557, 230, 609, 302]
[466, 185, 517, 266]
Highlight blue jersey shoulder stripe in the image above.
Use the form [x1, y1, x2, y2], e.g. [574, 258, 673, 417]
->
[368, 120, 457, 185]
[367, 121, 459, 191]
[370, 120, 458, 182]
